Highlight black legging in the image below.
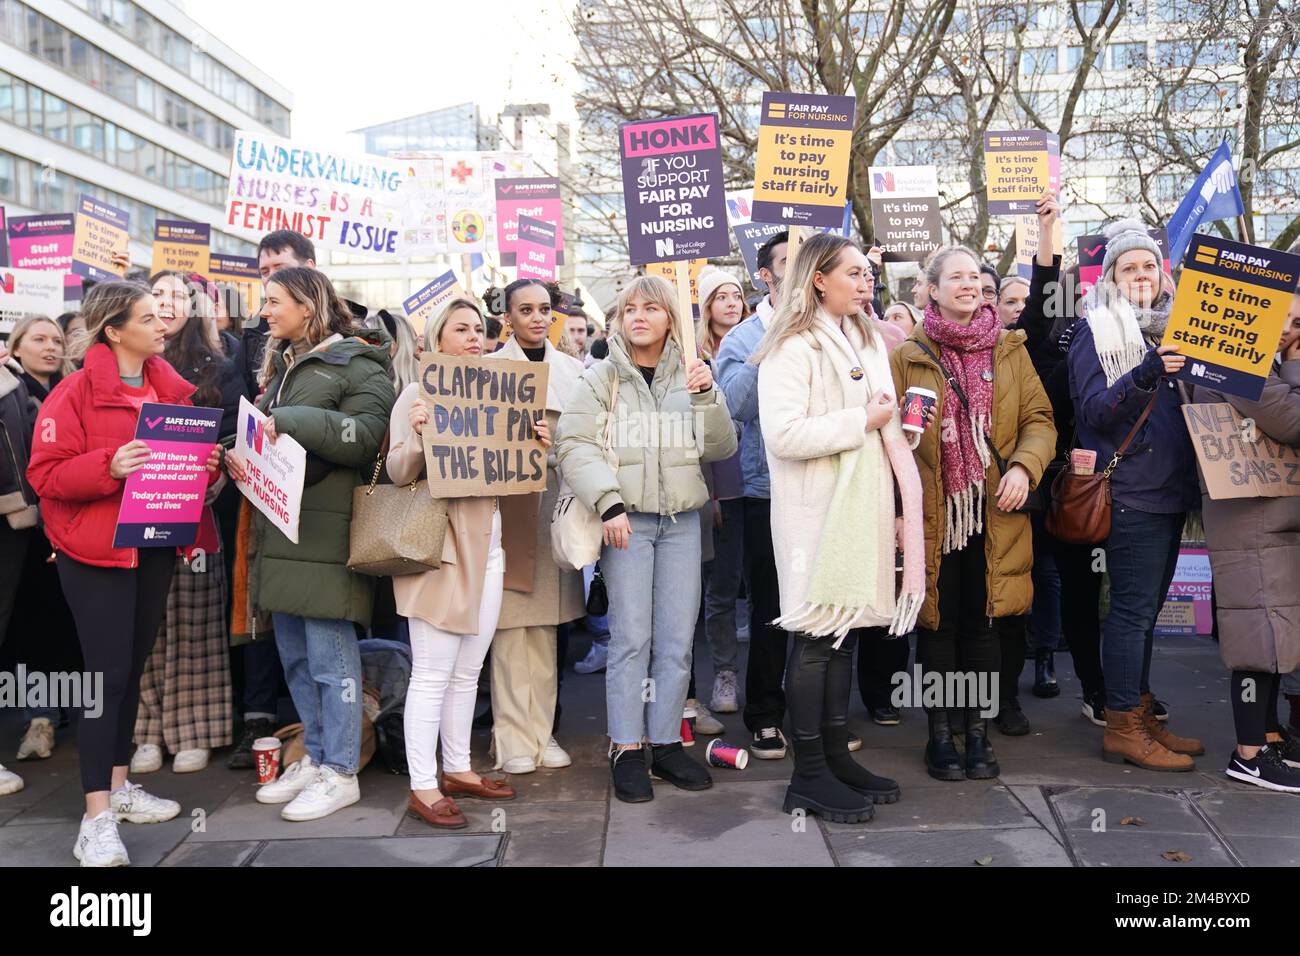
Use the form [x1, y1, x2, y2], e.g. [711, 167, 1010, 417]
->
[917, 534, 998, 696]
[998, 614, 1027, 702]
[57, 548, 175, 794]
[786, 630, 858, 741]
[856, 626, 910, 710]
[1048, 534, 1104, 696]
[1230, 670, 1283, 747]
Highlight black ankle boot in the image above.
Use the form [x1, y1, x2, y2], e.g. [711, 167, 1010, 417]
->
[964, 710, 1001, 779]
[1032, 650, 1059, 698]
[823, 725, 901, 804]
[995, 696, 1031, 736]
[610, 746, 652, 803]
[649, 741, 712, 791]
[784, 737, 873, 823]
[925, 708, 965, 781]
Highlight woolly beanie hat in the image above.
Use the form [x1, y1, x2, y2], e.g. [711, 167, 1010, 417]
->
[1100, 218, 1162, 283]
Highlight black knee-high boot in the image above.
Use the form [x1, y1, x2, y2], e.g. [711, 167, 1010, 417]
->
[783, 633, 872, 823]
[821, 633, 900, 804]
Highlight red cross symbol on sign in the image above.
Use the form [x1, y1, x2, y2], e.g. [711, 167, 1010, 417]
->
[450, 161, 474, 185]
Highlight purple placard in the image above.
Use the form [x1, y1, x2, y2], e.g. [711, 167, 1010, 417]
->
[619, 113, 730, 265]
[71, 193, 130, 281]
[8, 212, 78, 294]
[113, 402, 221, 549]
[517, 215, 558, 281]
[495, 178, 565, 267]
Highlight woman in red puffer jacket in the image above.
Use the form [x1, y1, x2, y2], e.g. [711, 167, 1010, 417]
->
[27, 280, 221, 868]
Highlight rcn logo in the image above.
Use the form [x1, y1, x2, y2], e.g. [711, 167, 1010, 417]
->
[873, 172, 896, 192]
[245, 414, 265, 454]
[782, 206, 795, 219]
[654, 237, 675, 259]
[1191, 362, 1207, 377]
[143, 527, 157, 540]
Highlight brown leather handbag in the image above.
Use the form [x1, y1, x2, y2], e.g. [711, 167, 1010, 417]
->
[1045, 394, 1157, 544]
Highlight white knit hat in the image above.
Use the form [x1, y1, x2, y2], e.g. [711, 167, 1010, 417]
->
[1100, 218, 1162, 283]
[696, 266, 743, 311]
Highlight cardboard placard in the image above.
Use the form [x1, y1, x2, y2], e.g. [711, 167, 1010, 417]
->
[1014, 215, 1066, 278]
[71, 194, 129, 281]
[209, 253, 261, 324]
[983, 130, 1060, 215]
[7, 213, 78, 297]
[645, 259, 704, 319]
[419, 353, 549, 497]
[495, 177, 564, 267]
[234, 396, 306, 544]
[1182, 402, 1300, 499]
[516, 215, 559, 282]
[401, 270, 465, 338]
[867, 165, 943, 262]
[1076, 227, 1168, 294]
[1162, 236, 1300, 400]
[1153, 548, 1213, 637]
[113, 403, 221, 548]
[751, 92, 856, 228]
[393, 150, 531, 256]
[226, 131, 406, 255]
[0, 267, 67, 336]
[151, 220, 211, 277]
[619, 113, 729, 265]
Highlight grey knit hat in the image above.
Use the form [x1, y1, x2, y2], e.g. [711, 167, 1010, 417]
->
[1100, 218, 1162, 283]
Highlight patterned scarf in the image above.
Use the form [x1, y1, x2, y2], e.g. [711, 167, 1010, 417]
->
[922, 302, 1000, 554]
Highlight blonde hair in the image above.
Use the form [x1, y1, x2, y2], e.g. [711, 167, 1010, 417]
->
[696, 278, 746, 360]
[615, 275, 681, 351]
[751, 233, 872, 364]
[258, 267, 357, 387]
[74, 280, 153, 362]
[7, 315, 72, 378]
[425, 298, 483, 353]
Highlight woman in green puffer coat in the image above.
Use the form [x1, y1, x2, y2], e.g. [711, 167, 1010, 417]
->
[224, 267, 394, 822]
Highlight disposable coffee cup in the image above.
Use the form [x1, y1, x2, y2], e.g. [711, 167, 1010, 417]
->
[252, 737, 282, 785]
[706, 739, 749, 770]
[901, 387, 937, 434]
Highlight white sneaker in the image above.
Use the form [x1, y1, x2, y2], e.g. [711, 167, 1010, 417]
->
[541, 737, 572, 769]
[73, 810, 129, 867]
[502, 756, 536, 774]
[172, 748, 210, 773]
[16, 718, 55, 760]
[0, 763, 23, 796]
[280, 766, 360, 822]
[688, 699, 725, 736]
[255, 754, 317, 804]
[129, 743, 163, 774]
[710, 670, 739, 714]
[110, 781, 180, 824]
[574, 641, 608, 674]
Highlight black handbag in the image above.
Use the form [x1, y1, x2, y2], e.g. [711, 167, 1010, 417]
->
[586, 567, 609, 616]
[913, 339, 1043, 515]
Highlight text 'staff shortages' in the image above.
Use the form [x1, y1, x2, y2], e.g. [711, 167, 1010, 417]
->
[751, 92, 856, 228]
[1163, 236, 1300, 401]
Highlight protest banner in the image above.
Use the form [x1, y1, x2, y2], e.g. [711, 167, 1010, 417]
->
[226, 130, 406, 255]
[516, 215, 559, 282]
[619, 113, 729, 264]
[0, 267, 65, 336]
[234, 396, 306, 544]
[646, 259, 704, 319]
[751, 93, 856, 228]
[867, 165, 942, 262]
[394, 150, 531, 256]
[7, 212, 78, 299]
[1161, 235, 1300, 400]
[1182, 402, 1300, 500]
[1076, 227, 1167, 293]
[419, 353, 549, 497]
[0, 206, 8, 267]
[734, 222, 787, 292]
[1014, 214, 1066, 278]
[495, 177, 564, 266]
[209, 253, 261, 323]
[1153, 547, 1213, 637]
[983, 130, 1060, 215]
[70, 194, 129, 282]
[151, 220, 211, 277]
[402, 270, 464, 337]
[112, 403, 221, 548]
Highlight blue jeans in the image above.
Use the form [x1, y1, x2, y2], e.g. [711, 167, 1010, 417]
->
[601, 510, 702, 745]
[1028, 516, 1062, 652]
[272, 614, 363, 775]
[704, 498, 744, 673]
[1102, 507, 1185, 712]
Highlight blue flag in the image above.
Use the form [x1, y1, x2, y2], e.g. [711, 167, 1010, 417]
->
[1166, 141, 1244, 269]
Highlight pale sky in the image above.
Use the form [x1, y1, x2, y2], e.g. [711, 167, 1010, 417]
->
[184, 0, 580, 149]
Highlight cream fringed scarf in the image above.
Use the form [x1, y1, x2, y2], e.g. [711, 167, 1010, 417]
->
[1084, 281, 1174, 387]
[772, 315, 925, 640]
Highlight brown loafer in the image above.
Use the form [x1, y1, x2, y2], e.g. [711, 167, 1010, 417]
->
[407, 794, 468, 829]
[441, 773, 517, 801]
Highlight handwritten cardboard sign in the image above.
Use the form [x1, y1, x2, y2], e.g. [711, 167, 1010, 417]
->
[71, 194, 129, 281]
[1162, 236, 1300, 400]
[113, 403, 221, 548]
[1182, 401, 1300, 499]
[151, 220, 211, 276]
[419, 353, 549, 497]
[394, 150, 531, 256]
[983, 130, 1060, 215]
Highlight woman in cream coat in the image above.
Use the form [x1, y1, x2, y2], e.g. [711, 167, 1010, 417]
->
[754, 233, 926, 825]
[387, 298, 549, 829]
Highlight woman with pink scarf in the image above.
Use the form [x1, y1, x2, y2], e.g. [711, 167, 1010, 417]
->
[890, 246, 1056, 782]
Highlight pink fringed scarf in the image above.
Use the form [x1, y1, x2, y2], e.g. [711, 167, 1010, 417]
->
[922, 302, 1000, 554]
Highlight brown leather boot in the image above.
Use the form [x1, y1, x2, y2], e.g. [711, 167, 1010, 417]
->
[1140, 693, 1205, 755]
[1103, 706, 1194, 771]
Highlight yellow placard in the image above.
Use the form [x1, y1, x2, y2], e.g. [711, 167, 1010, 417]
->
[151, 221, 211, 277]
[71, 193, 129, 282]
[750, 93, 856, 227]
[1013, 215, 1065, 275]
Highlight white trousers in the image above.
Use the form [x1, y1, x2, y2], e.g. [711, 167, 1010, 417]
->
[404, 510, 504, 788]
